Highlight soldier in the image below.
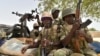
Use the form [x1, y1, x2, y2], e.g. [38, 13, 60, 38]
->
[21, 11, 53, 56]
[51, 8, 60, 20]
[60, 8, 97, 56]
[51, 8, 63, 36]
[51, 8, 63, 26]
[21, 23, 40, 56]
[30, 23, 40, 39]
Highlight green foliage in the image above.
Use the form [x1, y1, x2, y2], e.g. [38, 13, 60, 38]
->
[89, 28, 97, 31]
[38, 0, 100, 20]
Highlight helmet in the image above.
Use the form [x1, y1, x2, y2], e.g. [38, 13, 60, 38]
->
[62, 8, 75, 18]
[41, 11, 52, 21]
[33, 23, 39, 27]
[52, 8, 60, 14]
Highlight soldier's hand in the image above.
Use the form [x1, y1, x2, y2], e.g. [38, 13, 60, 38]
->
[73, 22, 80, 29]
[72, 22, 80, 32]
[41, 39, 51, 47]
[21, 46, 29, 54]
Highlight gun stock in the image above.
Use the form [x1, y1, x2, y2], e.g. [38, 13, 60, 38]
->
[80, 19, 92, 28]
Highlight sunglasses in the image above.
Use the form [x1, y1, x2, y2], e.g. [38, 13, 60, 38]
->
[34, 26, 39, 29]
[41, 17, 52, 21]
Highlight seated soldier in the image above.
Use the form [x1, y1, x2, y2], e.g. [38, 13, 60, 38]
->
[21, 12, 53, 56]
[60, 8, 97, 56]
[30, 23, 40, 39]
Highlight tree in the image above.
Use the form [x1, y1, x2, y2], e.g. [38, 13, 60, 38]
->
[89, 28, 97, 31]
[38, 0, 100, 21]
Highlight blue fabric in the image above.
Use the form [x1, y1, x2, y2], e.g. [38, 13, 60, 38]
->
[90, 41, 100, 53]
[0, 38, 5, 46]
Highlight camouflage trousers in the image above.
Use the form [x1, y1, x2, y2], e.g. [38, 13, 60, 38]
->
[30, 48, 39, 56]
[48, 48, 97, 56]
[48, 48, 73, 56]
[83, 48, 97, 56]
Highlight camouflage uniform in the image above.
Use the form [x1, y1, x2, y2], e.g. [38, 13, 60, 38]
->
[27, 12, 54, 56]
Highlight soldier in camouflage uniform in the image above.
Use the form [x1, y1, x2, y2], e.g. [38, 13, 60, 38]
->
[21, 11, 56, 56]
[41, 12, 59, 55]
[21, 23, 40, 56]
[60, 8, 97, 56]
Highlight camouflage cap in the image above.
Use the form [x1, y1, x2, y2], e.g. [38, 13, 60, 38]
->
[41, 11, 52, 21]
[52, 8, 60, 14]
[62, 8, 75, 18]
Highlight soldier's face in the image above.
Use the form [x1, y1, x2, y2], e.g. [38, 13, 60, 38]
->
[52, 10, 59, 19]
[64, 14, 75, 24]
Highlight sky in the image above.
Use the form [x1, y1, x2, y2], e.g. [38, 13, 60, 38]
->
[0, 0, 100, 31]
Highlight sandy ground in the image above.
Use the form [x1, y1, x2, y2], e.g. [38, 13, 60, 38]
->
[93, 37, 100, 42]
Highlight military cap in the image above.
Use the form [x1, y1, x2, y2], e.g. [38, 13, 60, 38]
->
[62, 8, 75, 18]
[41, 11, 52, 21]
[52, 8, 60, 13]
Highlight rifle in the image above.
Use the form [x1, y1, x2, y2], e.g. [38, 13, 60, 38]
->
[72, 0, 92, 53]
[40, 28, 49, 56]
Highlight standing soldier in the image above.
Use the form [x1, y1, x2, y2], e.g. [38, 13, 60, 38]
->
[60, 8, 97, 56]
